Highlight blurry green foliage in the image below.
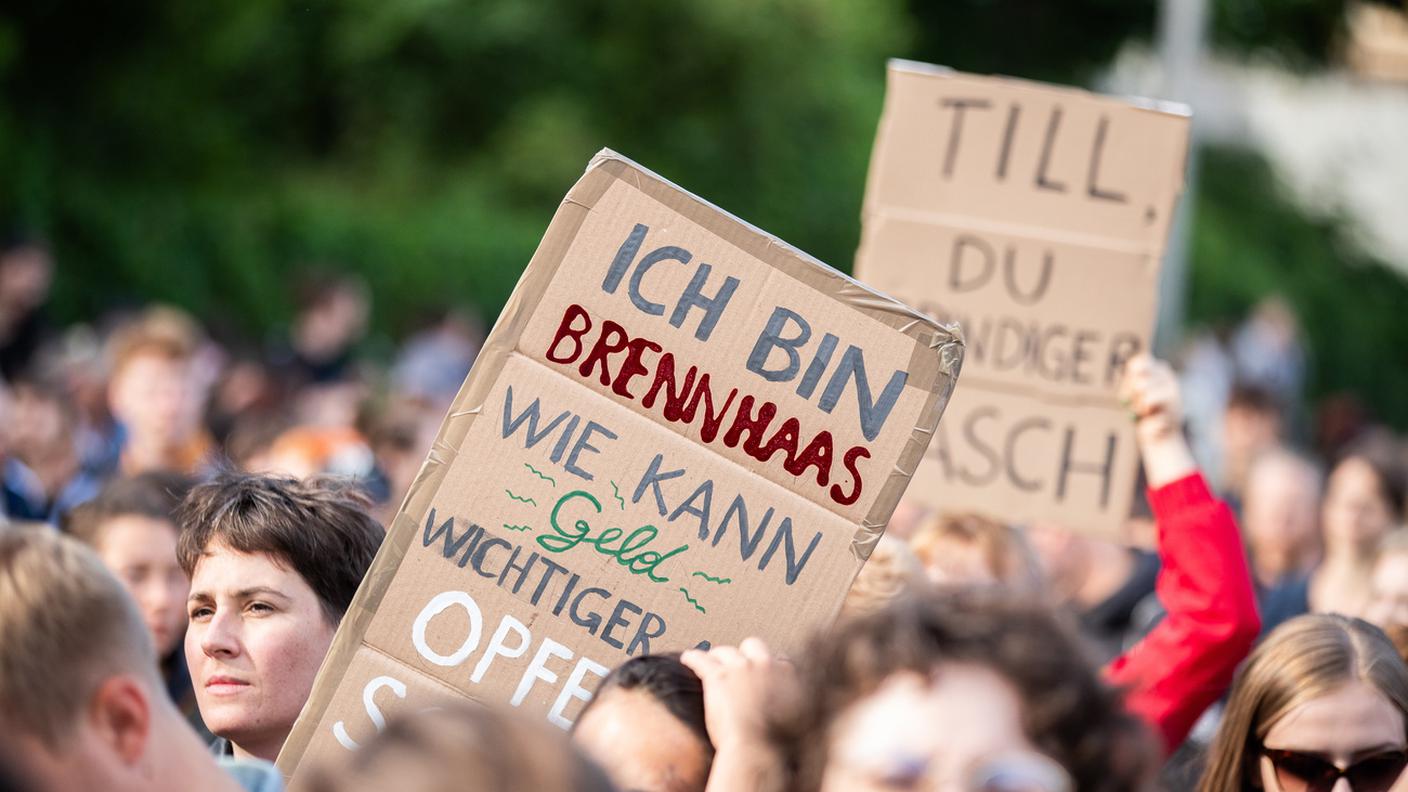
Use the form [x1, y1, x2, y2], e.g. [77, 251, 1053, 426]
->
[1, 0, 1402, 428]
[1190, 148, 1408, 428]
[0, 0, 906, 338]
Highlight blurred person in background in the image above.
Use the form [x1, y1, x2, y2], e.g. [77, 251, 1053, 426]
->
[1026, 515, 1160, 664]
[0, 526, 281, 792]
[206, 357, 283, 449]
[277, 272, 370, 387]
[573, 654, 712, 792]
[66, 472, 206, 739]
[6, 378, 103, 522]
[840, 534, 925, 623]
[882, 497, 931, 542]
[0, 232, 54, 383]
[1312, 441, 1406, 616]
[388, 306, 482, 409]
[177, 473, 383, 761]
[1219, 383, 1286, 512]
[360, 396, 441, 520]
[106, 313, 214, 477]
[1365, 534, 1408, 636]
[248, 424, 374, 482]
[1231, 296, 1306, 427]
[307, 703, 614, 792]
[1198, 614, 1408, 792]
[911, 513, 1044, 595]
[1241, 448, 1322, 632]
[778, 589, 1154, 792]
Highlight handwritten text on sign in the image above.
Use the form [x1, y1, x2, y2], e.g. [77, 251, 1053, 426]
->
[278, 153, 957, 783]
[855, 62, 1188, 534]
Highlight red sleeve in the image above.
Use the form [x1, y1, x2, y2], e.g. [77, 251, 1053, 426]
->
[1103, 473, 1261, 755]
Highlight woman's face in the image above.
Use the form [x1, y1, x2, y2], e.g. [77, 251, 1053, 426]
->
[1258, 681, 1406, 792]
[1323, 458, 1394, 554]
[573, 687, 711, 792]
[820, 665, 1070, 792]
[1366, 552, 1408, 631]
[185, 540, 337, 761]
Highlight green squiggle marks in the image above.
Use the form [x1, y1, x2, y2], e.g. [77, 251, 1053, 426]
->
[504, 490, 538, 507]
[610, 480, 625, 511]
[503, 524, 532, 532]
[678, 587, 707, 614]
[524, 463, 556, 487]
[691, 571, 732, 584]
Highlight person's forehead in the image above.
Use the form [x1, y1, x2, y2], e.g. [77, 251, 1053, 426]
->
[1329, 458, 1379, 494]
[575, 689, 708, 788]
[832, 665, 1031, 768]
[1265, 681, 1406, 754]
[190, 541, 302, 591]
[116, 352, 190, 381]
[579, 688, 695, 742]
[96, 515, 180, 557]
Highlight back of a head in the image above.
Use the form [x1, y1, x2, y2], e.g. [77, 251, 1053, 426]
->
[66, 471, 193, 546]
[1200, 614, 1408, 792]
[176, 472, 385, 623]
[307, 704, 616, 792]
[0, 526, 157, 744]
[782, 588, 1154, 792]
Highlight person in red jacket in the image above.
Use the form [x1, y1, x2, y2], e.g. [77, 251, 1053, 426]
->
[605, 356, 1262, 792]
[1106, 354, 1262, 754]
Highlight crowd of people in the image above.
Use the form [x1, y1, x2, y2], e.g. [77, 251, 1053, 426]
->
[1, 231, 1407, 792]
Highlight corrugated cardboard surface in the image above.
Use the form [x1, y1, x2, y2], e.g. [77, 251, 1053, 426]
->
[277, 150, 962, 782]
[855, 60, 1189, 536]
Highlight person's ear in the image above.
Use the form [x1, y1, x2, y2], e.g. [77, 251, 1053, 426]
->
[88, 675, 151, 767]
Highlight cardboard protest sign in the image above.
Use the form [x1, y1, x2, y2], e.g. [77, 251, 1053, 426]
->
[277, 150, 962, 781]
[854, 60, 1190, 537]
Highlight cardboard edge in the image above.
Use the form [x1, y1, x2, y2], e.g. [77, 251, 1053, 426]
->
[885, 57, 1192, 118]
[275, 156, 622, 779]
[277, 149, 965, 777]
[585, 151, 966, 541]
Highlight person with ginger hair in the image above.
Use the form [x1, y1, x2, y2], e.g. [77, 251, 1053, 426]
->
[106, 316, 214, 477]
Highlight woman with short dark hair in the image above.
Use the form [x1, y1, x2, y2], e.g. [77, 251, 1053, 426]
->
[178, 472, 384, 761]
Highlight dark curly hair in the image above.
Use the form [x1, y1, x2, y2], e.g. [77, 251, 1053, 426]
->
[776, 588, 1156, 792]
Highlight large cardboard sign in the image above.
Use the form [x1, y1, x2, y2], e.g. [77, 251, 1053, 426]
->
[854, 60, 1190, 537]
[277, 151, 962, 780]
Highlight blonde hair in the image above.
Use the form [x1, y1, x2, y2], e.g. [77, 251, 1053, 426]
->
[107, 306, 201, 379]
[1199, 614, 1408, 792]
[0, 526, 158, 745]
[840, 535, 924, 622]
[910, 512, 1044, 594]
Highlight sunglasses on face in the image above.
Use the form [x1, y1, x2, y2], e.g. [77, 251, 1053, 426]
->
[1262, 747, 1408, 792]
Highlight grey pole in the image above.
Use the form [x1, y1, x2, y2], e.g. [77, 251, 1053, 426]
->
[1154, 0, 1209, 357]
